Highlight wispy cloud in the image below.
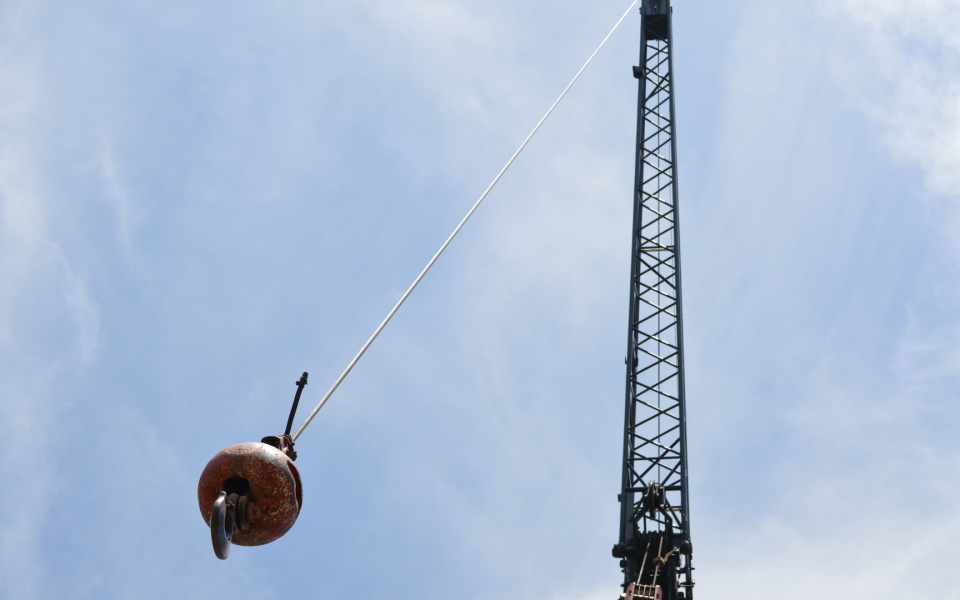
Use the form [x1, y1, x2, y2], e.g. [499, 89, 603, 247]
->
[683, 2, 960, 598]
[0, 6, 104, 596]
[2, 0, 959, 598]
[99, 145, 137, 260]
[823, 0, 960, 214]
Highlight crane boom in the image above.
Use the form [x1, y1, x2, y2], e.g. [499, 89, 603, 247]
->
[613, 2, 694, 598]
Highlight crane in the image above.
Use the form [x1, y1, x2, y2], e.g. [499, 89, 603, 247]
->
[612, 2, 695, 599]
[196, 4, 699, 593]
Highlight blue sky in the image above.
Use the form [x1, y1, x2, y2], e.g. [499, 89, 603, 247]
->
[2, 0, 959, 598]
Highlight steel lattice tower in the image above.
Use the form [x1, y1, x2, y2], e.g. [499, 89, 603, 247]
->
[612, 1, 694, 598]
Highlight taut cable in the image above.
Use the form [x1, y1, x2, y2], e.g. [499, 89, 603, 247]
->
[293, 0, 640, 441]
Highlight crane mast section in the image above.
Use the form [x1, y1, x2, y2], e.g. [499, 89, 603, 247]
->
[615, 1, 694, 598]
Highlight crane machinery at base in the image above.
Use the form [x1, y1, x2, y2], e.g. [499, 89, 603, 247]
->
[612, 2, 695, 599]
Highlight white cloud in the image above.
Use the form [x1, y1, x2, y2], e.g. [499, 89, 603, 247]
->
[706, 507, 960, 600]
[678, 2, 960, 598]
[62, 269, 101, 363]
[100, 146, 137, 260]
[0, 7, 104, 595]
[821, 0, 960, 197]
[4, 0, 960, 598]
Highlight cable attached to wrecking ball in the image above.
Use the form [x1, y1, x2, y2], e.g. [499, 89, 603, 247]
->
[197, 0, 639, 560]
[290, 0, 640, 443]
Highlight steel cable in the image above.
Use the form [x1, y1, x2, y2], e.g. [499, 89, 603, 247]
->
[293, 0, 640, 441]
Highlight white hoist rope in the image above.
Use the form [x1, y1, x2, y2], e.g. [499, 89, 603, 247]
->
[292, 0, 640, 442]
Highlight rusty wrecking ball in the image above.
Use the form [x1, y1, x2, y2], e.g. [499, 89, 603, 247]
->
[197, 372, 309, 559]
